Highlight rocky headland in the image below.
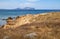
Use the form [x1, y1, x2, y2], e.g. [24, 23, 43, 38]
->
[0, 12, 60, 39]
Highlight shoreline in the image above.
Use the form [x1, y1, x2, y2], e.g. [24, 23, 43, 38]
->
[0, 12, 60, 28]
[0, 12, 60, 26]
[0, 12, 60, 39]
[0, 12, 52, 25]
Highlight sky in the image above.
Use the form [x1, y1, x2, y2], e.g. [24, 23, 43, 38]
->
[0, 0, 60, 9]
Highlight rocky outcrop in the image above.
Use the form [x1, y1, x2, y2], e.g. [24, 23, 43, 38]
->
[3, 12, 60, 29]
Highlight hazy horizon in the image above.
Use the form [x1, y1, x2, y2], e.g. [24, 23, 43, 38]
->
[0, 0, 60, 9]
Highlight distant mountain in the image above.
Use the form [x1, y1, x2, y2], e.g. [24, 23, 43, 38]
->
[0, 7, 35, 10]
[23, 7, 35, 10]
[15, 7, 35, 10]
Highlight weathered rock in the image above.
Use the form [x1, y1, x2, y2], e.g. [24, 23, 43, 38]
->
[3, 12, 60, 29]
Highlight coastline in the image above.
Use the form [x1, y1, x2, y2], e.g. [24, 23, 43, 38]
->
[0, 12, 60, 39]
[1, 12, 60, 29]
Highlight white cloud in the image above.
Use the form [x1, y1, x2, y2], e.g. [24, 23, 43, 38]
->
[20, 0, 39, 8]
[0, 0, 39, 9]
[19, 2, 34, 8]
[26, 0, 39, 2]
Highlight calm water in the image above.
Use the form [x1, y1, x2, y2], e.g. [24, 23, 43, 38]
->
[0, 10, 60, 25]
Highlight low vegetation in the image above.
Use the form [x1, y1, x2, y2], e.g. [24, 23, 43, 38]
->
[0, 12, 60, 39]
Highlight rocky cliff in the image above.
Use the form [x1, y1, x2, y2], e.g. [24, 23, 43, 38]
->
[0, 12, 60, 39]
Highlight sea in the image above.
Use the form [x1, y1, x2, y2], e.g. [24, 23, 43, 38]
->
[0, 10, 60, 25]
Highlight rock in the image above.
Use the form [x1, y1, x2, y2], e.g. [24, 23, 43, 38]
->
[3, 12, 60, 29]
[24, 32, 38, 39]
[3, 36, 10, 39]
[6, 17, 14, 25]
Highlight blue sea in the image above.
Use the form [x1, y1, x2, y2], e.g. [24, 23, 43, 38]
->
[0, 10, 60, 25]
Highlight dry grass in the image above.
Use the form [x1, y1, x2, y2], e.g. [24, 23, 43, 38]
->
[0, 12, 60, 39]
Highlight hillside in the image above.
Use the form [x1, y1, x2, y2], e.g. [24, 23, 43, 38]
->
[0, 12, 60, 39]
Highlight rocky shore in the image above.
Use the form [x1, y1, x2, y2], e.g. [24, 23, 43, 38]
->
[0, 12, 60, 39]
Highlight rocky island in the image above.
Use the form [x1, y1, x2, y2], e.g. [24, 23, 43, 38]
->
[0, 12, 60, 39]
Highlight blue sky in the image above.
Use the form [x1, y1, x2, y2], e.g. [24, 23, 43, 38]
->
[0, 0, 60, 9]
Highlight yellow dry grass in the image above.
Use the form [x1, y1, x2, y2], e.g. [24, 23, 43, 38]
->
[0, 12, 60, 39]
